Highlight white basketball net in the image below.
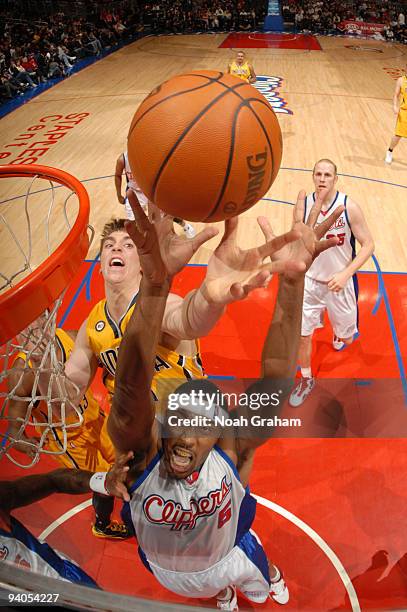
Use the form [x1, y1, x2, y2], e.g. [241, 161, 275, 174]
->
[0, 172, 92, 468]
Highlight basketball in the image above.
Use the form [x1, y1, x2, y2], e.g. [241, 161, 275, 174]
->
[127, 70, 282, 223]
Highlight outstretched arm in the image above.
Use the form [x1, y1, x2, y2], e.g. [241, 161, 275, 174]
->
[0, 469, 93, 514]
[115, 154, 125, 204]
[107, 195, 173, 458]
[233, 189, 344, 457]
[161, 215, 303, 341]
[0, 460, 131, 514]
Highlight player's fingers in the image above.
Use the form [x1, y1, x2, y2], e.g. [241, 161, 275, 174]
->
[262, 260, 306, 275]
[315, 206, 344, 238]
[314, 236, 339, 256]
[257, 216, 275, 243]
[293, 190, 306, 225]
[124, 219, 144, 247]
[219, 216, 239, 246]
[258, 228, 301, 259]
[127, 190, 150, 229]
[189, 226, 219, 254]
[229, 283, 247, 301]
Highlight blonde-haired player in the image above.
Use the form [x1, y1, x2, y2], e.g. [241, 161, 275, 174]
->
[289, 159, 374, 407]
[385, 70, 407, 164]
[227, 51, 256, 84]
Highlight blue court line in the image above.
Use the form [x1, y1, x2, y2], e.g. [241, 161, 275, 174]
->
[58, 254, 100, 326]
[371, 254, 407, 405]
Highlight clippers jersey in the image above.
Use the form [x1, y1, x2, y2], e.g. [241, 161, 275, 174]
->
[124, 446, 256, 572]
[304, 191, 355, 283]
[0, 512, 96, 585]
[86, 296, 205, 412]
[123, 152, 149, 208]
[229, 61, 251, 82]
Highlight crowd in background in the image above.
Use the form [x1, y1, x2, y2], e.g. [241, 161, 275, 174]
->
[282, 0, 406, 40]
[0, 0, 406, 104]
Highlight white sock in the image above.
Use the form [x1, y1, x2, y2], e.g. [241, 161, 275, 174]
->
[301, 367, 312, 379]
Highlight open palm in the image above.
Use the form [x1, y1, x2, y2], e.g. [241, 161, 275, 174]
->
[201, 216, 302, 305]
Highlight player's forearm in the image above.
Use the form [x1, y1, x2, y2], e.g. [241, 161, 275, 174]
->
[178, 287, 226, 339]
[0, 469, 92, 512]
[261, 275, 305, 380]
[342, 240, 375, 279]
[111, 277, 170, 432]
[114, 174, 122, 198]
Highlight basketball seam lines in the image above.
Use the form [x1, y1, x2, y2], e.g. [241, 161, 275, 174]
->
[205, 97, 276, 220]
[151, 81, 247, 201]
[128, 72, 253, 140]
[203, 101, 241, 221]
[128, 73, 225, 137]
[244, 98, 277, 194]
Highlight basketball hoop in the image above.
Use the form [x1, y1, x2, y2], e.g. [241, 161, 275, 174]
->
[0, 164, 91, 467]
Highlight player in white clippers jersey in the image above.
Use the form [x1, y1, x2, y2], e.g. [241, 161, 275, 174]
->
[0, 466, 128, 585]
[115, 152, 196, 238]
[106, 189, 343, 610]
[289, 159, 374, 408]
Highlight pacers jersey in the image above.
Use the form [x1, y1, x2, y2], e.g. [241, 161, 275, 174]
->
[304, 191, 355, 283]
[14, 328, 102, 434]
[86, 296, 205, 411]
[399, 75, 407, 111]
[123, 152, 149, 208]
[229, 61, 251, 82]
[395, 75, 407, 138]
[124, 446, 256, 572]
[0, 512, 96, 585]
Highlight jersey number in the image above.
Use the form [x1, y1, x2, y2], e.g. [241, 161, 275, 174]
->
[218, 500, 232, 529]
[326, 232, 345, 246]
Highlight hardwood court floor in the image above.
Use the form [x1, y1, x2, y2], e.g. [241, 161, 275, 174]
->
[1, 33, 407, 273]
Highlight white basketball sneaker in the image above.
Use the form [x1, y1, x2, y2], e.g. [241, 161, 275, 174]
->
[333, 335, 345, 351]
[269, 573, 289, 604]
[217, 585, 238, 611]
[183, 223, 196, 239]
[289, 377, 315, 407]
[385, 150, 393, 164]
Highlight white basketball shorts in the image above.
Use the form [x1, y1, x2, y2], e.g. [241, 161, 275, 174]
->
[302, 275, 359, 339]
[138, 530, 271, 602]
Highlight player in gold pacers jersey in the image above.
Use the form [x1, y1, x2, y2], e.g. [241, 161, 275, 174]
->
[8, 328, 130, 540]
[87, 295, 205, 418]
[227, 51, 256, 84]
[385, 71, 407, 164]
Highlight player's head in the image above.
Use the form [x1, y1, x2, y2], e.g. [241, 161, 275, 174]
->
[236, 51, 245, 64]
[100, 218, 141, 285]
[161, 380, 228, 480]
[312, 158, 338, 195]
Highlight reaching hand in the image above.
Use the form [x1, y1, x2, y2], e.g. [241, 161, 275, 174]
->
[200, 216, 303, 305]
[105, 450, 133, 502]
[126, 191, 218, 278]
[258, 188, 344, 280]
